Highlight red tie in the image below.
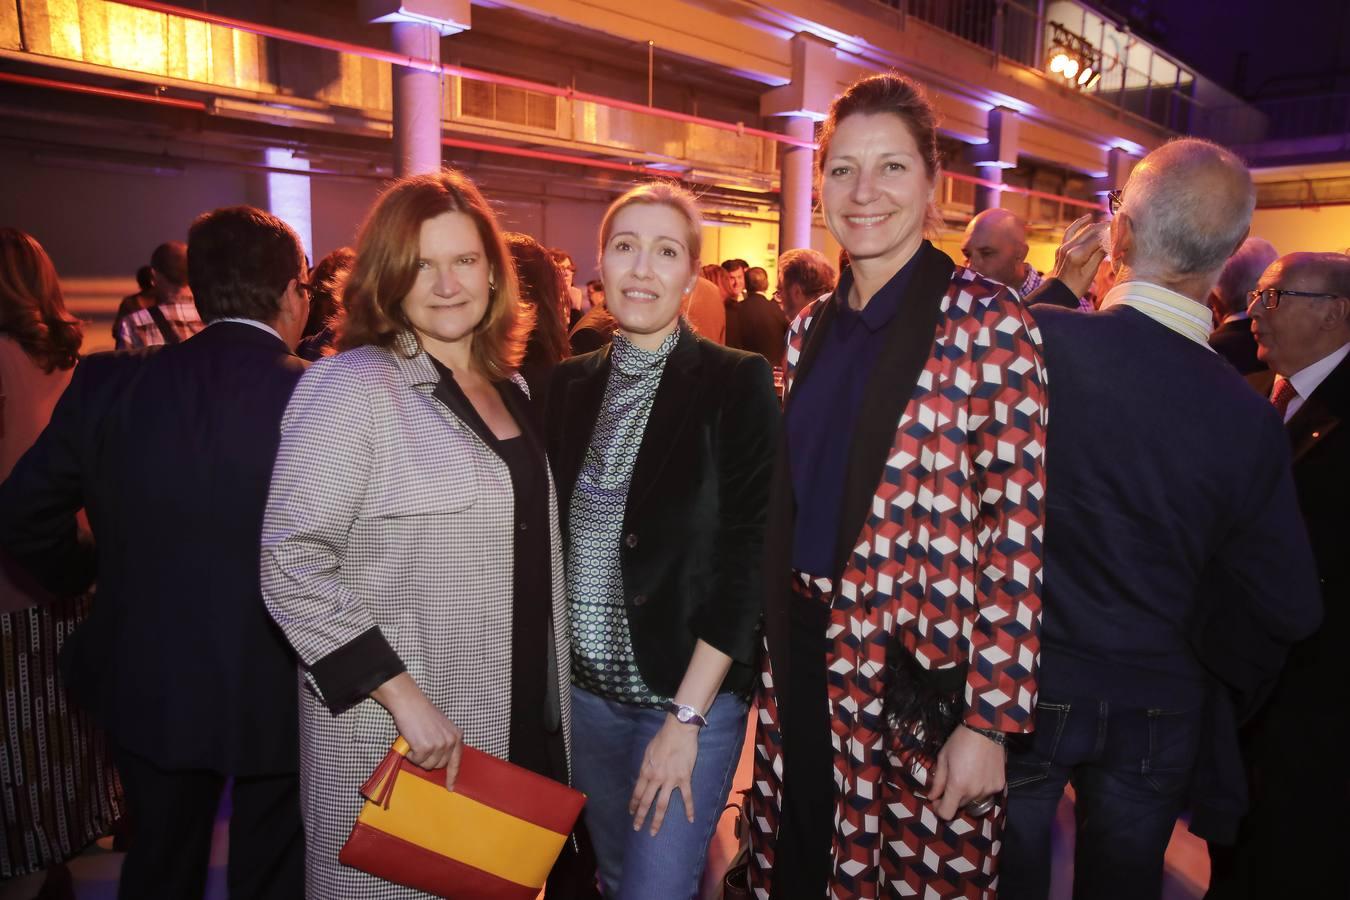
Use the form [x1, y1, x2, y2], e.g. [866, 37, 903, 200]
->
[1270, 376, 1298, 419]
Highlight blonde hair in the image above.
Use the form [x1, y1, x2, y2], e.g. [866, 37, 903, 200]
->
[597, 181, 703, 270]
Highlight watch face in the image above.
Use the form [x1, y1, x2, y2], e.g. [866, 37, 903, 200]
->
[677, 707, 694, 723]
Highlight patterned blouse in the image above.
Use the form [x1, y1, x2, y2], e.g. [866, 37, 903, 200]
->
[568, 326, 681, 707]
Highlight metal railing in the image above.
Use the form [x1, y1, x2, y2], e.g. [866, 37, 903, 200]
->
[1206, 93, 1350, 144]
[878, 0, 1200, 132]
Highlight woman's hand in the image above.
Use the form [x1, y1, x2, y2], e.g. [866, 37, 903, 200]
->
[371, 672, 464, 789]
[926, 724, 1006, 820]
[629, 716, 701, 835]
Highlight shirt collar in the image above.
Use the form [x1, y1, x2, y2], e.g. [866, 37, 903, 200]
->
[610, 320, 681, 376]
[1101, 280, 1214, 349]
[210, 317, 284, 343]
[1019, 265, 1043, 299]
[1288, 341, 1350, 403]
[833, 246, 923, 335]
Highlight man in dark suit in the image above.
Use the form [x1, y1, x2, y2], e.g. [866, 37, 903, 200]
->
[0, 206, 310, 898]
[1004, 140, 1322, 900]
[1206, 251, 1350, 899]
[1207, 237, 1277, 374]
[729, 266, 788, 365]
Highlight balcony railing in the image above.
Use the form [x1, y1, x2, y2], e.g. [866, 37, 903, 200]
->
[877, 0, 1199, 133]
[1205, 93, 1350, 145]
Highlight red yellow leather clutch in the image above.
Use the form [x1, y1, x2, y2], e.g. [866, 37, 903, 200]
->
[339, 737, 586, 899]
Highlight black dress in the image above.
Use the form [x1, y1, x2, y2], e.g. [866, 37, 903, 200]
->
[428, 359, 566, 783]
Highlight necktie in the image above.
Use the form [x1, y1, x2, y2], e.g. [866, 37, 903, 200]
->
[1270, 376, 1298, 419]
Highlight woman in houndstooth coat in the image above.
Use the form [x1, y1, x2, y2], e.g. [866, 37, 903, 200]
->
[261, 171, 572, 899]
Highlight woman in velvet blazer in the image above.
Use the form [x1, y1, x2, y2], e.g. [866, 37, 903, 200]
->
[545, 183, 779, 899]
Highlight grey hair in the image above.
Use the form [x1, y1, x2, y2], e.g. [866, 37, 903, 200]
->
[1119, 138, 1255, 280]
[1213, 237, 1278, 314]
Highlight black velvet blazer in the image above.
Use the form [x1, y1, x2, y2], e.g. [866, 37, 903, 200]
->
[546, 326, 780, 697]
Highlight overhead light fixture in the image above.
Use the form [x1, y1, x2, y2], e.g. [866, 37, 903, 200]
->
[1046, 22, 1103, 91]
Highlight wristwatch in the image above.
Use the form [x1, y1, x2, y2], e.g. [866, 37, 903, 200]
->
[663, 701, 708, 728]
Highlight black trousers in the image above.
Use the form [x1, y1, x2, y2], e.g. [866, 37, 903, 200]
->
[769, 593, 834, 899]
[112, 745, 304, 900]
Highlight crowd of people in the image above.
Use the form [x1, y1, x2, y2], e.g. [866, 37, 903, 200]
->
[0, 68, 1345, 900]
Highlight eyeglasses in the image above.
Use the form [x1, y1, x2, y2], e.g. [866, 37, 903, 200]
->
[1107, 189, 1122, 216]
[1247, 287, 1347, 310]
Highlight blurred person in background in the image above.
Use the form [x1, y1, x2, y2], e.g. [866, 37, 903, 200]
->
[111, 265, 155, 342]
[775, 248, 836, 322]
[551, 247, 589, 326]
[0, 208, 313, 899]
[508, 231, 570, 405]
[729, 265, 787, 366]
[296, 245, 356, 361]
[961, 208, 1043, 299]
[720, 258, 748, 301]
[1207, 237, 1277, 374]
[587, 278, 605, 308]
[701, 263, 738, 346]
[113, 240, 204, 348]
[0, 227, 121, 900]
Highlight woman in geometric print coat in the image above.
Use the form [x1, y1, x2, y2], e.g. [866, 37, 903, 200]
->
[749, 73, 1049, 900]
[261, 169, 572, 898]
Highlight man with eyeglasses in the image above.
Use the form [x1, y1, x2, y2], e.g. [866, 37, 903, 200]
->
[1002, 139, 1322, 900]
[1206, 251, 1350, 899]
[0, 206, 310, 898]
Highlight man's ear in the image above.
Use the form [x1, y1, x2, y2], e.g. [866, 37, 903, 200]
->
[1323, 295, 1350, 331]
[1111, 213, 1133, 264]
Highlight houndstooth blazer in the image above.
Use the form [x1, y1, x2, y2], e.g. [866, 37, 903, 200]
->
[260, 332, 571, 899]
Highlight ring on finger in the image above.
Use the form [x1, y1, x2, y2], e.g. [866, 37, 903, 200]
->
[965, 796, 996, 817]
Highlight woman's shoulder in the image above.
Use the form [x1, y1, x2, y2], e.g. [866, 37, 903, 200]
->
[948, 264, 1021, 311]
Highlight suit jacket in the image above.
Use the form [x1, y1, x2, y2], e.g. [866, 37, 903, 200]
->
[729, 292, 789, 366]
[546, 327, 780, 697]
[763, 243, 1049, 735]
[1247, 354, 1350, 736]
[0, 323, 306, 775]
[1210, 317, 1266, 375]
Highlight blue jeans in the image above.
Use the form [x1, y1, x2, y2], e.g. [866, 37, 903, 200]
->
[570, 686, 748, 900]
[1000, 696, 1203, 900]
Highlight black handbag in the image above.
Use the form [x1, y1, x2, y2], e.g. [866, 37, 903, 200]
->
[881, 639, 966, 759]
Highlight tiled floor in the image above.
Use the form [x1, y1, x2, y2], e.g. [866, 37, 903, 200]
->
[68, 727, 1209, 899]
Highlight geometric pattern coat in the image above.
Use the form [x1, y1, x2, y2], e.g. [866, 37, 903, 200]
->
[260, 333, 571, 899]
[750, 244, 1049, 898]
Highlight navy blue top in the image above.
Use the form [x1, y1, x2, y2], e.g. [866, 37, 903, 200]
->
[785, 253, 920, 575]
[1029, 301, 1320, 707]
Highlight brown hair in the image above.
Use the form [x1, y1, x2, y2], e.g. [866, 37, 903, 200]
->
[507, 232, 569, 368]
[0, 228, 82, 372]
[818, 73, 943, 233]
[597, 181, 703, 271]
[701, 264, 735, 302]
[338, 169, 526, 379]
[303, 246, 356, 338]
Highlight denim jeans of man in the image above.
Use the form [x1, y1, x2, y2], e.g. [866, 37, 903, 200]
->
[999, 696, 1203, 900]
[570, 686, 748, 900]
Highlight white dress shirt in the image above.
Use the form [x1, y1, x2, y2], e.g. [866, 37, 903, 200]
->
[1281, 341, 1350, 422]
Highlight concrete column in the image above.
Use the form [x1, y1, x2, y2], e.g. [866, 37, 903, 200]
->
[264, 148, 313, 260]
[391, 21, 443, 177]
[975, 167, 1004, 213]
[779, 116, 815, 253]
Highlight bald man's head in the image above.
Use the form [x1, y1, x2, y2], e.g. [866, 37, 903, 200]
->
[1250, 252, 1350, 375]
[1112, 138, 1254, 295]
[962, 208, 1030, 289]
